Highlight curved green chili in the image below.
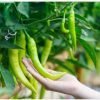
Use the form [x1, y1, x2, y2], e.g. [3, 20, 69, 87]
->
[8, 48, 36, 94]
[69, 6, 76, 50]
[69, 47, 74, 59]
[41, 39, 53, 67]
[40, 20, 53, 99]
[26, 33, 66, 80]
[16, 31, 38, 98]
[16, 31, 28, 76]
[61, 10, 69, 34]
[39, 86, 45, 99]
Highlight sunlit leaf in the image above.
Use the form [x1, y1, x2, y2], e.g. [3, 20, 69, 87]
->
[67, 59, 91, 70]
[50, 58, 76, 75]
[17, 2, 29, 18]
[79, 38, 96, 66]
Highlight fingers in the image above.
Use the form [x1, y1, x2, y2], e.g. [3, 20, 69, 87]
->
[22, 58, 54, 89]
[22, 58, 35, 71]
[27, 58, 34, 68]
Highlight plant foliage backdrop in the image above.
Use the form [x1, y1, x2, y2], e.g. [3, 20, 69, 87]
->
[0, 2, 100, 99]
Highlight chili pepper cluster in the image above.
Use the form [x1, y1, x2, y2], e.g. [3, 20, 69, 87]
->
[61, 6, 76, 51]
[7, 6, 76, 99]
[8, 31, 66, 98]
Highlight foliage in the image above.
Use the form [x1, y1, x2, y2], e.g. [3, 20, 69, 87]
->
[0, 2, 100, 98]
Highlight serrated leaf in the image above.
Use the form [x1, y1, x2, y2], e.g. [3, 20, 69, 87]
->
[17, 2, 29, 18]
[0, 40, 23, 49]
[79, 38, 96, 66]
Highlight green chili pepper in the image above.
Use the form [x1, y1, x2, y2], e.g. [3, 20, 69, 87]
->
[61, 10, 69, 34]
[69, 6, 76, 50]
[16, 31, 28, 76]
[41, 39, 53, 67]
[16, 31, 38, 98]
[29, 76, 38, 98]
[69, 47, 74, 59]
[26, 33, 66, 80]
[39, 20, 54, 99]
[41, 20, 54, 66]
[16, 31, 33, 78]
[8, 48, 36, 94]
[39, 86, 45, 99]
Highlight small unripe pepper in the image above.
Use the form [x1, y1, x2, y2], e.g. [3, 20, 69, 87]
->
[41, 39, 52, 67]
[69, 6, 77, 50]
[61, 10, 69, 34]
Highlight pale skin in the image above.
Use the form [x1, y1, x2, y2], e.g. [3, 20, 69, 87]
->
[23, 58, 100, 99]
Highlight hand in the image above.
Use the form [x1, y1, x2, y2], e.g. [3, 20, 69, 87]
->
[22, 58, 79, 96]
[23, 58, 100, 99]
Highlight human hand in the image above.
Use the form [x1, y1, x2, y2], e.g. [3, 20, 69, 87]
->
[23, 58, 100, 99]
[22, 58, 80, 96]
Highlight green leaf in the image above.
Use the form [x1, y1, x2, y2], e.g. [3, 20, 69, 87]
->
[81, 35, 96, 42]
[95, 46, 100, 52]
[0, 40, 23, 49]
[0, 64, 15, 89]
[75, 14, 93, 30]
[4, 4, 15, 26]
[17, 2, 29, 18]
[3, 4, 20, 27]
[0, 87, 12, 95]
[0, 64, 15, 95]
[50, 58, 75, 75]
[67, 59, 91, 70]
[9, 24, 26, 31]
[75, 13, 88, 23]
[79, 38, 96, 66]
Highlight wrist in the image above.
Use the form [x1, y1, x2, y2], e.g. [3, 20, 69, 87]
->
[73, 81, 85, 98]
[73, 81, 100, 99]
[70, 80, 82, 97]
[66, 79, 82, 97]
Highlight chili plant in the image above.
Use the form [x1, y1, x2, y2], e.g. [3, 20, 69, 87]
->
[0, 2, 99, 99]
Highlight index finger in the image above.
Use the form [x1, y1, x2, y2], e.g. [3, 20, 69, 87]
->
[22, 58, 52, 86]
